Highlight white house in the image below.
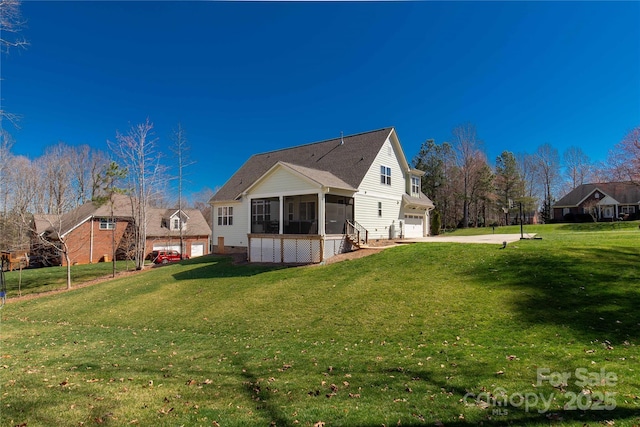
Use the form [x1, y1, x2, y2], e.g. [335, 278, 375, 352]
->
[209, 127, 434, 263]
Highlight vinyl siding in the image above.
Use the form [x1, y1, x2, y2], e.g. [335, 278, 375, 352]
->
[249, 167, 319, 197]
[354, 137, 407, 238]
[212, 200, 248, 248]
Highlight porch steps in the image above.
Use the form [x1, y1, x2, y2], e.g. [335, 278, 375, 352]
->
[345, 220, 368, 249]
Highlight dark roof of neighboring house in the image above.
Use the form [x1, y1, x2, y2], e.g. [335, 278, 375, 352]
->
[211, 127, 395, 202]
[37, 194, 211, 239]
[554, 182, 640, 207]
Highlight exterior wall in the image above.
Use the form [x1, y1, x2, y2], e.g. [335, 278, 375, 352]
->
[250, 167, 319, 195]
[211, 200, 248, 249]
[63, 218, 129, 266]
[354, 136, 406, 239]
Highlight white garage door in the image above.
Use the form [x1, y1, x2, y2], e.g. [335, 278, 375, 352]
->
[191, 243, 204, 258]
[404, 215, 424, 238]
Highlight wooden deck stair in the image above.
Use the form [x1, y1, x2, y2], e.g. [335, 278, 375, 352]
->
[345, 220, 368, 249]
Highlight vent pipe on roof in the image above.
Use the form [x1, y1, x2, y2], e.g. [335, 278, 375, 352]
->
[340, 131, 344, 145]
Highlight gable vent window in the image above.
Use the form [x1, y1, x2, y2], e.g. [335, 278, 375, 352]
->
[380, 166, 391, 185]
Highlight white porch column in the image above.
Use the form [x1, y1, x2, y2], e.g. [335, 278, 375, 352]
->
[279, 196, 284, 234]
[615, 204, 619, 219]
[318, 191, 325, 235]
[247, 197, 252, 233]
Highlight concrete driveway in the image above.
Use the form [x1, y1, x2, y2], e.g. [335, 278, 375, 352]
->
[402, 233, 535, 245]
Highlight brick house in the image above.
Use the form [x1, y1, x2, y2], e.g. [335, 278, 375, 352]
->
[553, 182, 640, 222]
[32, 194, 211, 266]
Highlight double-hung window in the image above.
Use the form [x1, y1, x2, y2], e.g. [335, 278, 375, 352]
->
[411, 176, 420, 195]
[217, 206, 233, 226]
[380, 166, 391, 185]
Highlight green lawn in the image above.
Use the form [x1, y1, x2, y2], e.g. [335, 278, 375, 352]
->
[2, 260, 140, 298]
[1, 225, 639, 426]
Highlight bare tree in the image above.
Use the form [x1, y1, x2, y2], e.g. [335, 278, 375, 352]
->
[35, 142, 77, 214]
[608, 126, 640, 182]
[108, 119, 166, 270]
[0, 0, 28, 53]
[452, 123, 485, 228]
[469, 158, 494, 227]
[534, 143, 561, 222]
[0, 130, 13, 220]
[563, 146, 591, 189]
[68, 145, 109, 207]
[1, 0, 28, 127]
[170, 123, 194, 259]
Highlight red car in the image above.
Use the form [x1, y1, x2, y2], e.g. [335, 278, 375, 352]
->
[150, 250, 188, 264]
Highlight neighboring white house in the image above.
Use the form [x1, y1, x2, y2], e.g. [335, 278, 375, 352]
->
[209, 127, 434, 263]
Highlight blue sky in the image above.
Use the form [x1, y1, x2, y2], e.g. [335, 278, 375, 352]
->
[2, 1, 639, 198]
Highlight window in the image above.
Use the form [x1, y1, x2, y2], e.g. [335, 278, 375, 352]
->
[620, 205, 635, 214]
[217, 206, 233, 226]
[411, 176, 420, 195]
[99, 218, 115, 230]
[378, 202, 382, 217]
[173, 218, 181, 230]
[380, 166, 391, 185]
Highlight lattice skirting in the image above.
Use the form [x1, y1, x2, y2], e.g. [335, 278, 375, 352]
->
[248, 235, 351, 264]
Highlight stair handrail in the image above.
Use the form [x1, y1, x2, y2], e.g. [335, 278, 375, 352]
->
[346, 219, 368, 244]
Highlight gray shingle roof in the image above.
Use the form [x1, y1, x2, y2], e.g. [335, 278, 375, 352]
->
[402, 193, 435, 209]
[39, 194, 211, 239]
[146, 208, 211, 237]
[211, 127, 394, 202]
[554, 182, 640, 207]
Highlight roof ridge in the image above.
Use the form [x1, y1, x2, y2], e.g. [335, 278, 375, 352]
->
[250, 127, 394, 158]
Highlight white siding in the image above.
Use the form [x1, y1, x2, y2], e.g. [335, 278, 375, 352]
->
[354, 137, 406, 239]
[212, 200, 248, 248]
[250, 167, 318, 197]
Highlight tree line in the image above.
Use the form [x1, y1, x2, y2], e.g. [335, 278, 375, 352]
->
[0, 121, 213, 261]
[413, 123, 640, 232]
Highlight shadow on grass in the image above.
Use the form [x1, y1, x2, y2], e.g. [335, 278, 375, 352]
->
[231, 357, 640, 427]
[465, 245, 640, 343]
[172, 255, 287, 281]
